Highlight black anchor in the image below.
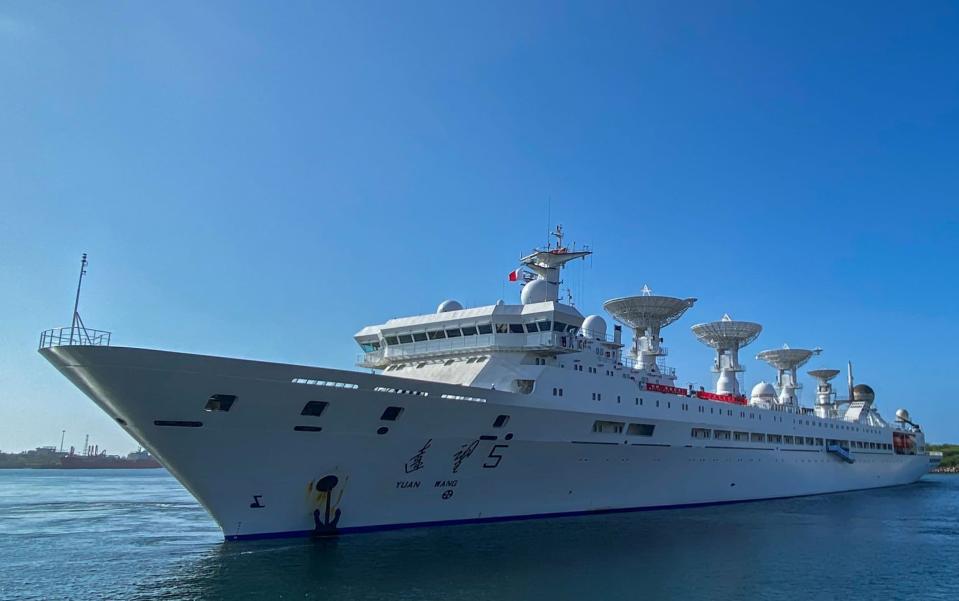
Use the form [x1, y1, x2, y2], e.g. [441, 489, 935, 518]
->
[312, 475, 342, 536]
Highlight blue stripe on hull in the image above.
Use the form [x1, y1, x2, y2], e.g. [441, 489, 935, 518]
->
[225, 481, 919, 541]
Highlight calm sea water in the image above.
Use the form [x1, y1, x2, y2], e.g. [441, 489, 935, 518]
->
[0, 469, 956, 601]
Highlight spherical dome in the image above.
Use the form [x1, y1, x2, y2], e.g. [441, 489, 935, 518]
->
[852, 384, 875, 404]
[581, 315, 607, 339]
[751, 381, 777, 400]
[520, 279, 557, 304]
[437, 299, 463, 313]
[896, 408, 911, 422]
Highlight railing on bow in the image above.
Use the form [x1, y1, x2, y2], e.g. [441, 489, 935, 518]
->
[39, 326, 112, 350]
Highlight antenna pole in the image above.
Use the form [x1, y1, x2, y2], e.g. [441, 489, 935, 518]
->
[69, 253, 88, 344]
[59, 430, 66, 453]
[847, 360, 854, 402]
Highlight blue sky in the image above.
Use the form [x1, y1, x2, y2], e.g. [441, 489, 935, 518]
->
[1, 1, 957, 453]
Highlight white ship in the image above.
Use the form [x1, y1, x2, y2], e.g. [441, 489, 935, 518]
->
[39, 235, 935, 541]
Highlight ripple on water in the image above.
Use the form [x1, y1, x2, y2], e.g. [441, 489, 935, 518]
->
[1, 470, 958, 601]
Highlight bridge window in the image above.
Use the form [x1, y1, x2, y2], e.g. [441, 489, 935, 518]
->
[446, 328, 462, 338]
[398, 334, 413, 344]
[385, 336, 399, 345]
[552, 321, 567, 332]
[412, 332, 427, 342]
[538, 320, 552, 331]
[427, 330, 446, 340]
[508, 324, 525, 334]
[461, 326, 478, 336]
[495, 324, 509, 333]
[205, 394, 236, 412]
[477, 323, 493, 334]
[525, 323, 540, 333]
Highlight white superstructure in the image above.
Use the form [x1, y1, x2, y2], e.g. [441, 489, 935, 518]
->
[38, 233, 934, 541]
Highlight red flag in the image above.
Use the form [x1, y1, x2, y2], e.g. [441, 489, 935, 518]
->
[508, 269, 521, 282]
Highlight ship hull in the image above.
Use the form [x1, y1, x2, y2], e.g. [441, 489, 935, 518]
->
[40, 346, 931, 540]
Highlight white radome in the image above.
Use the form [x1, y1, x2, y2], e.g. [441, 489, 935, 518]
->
[581, 315, 607, 339]
[520, 279, 556, 304]
[751, 381, 778, 401]
[437, 299, 463, 313]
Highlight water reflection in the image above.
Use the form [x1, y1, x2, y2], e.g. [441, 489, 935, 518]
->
[130, 479, 959, 601]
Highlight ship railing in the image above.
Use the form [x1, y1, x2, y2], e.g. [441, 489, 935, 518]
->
[39, 326, 112, 350]
[612, 354, 677, 378]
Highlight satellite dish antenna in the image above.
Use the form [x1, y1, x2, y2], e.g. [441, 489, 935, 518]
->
[756, 346, 821, 405]
[691, 314, 762, 397]
[604, 292, 696, 374]
[808, 369, 841, 417]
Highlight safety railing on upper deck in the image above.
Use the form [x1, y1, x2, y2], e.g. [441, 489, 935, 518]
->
[39, 326, 112, 350]
[358, 331, 587, 368]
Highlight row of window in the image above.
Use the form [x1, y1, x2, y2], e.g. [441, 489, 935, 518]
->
[202, 390, 512, 436]
[592, 420, 655, 436]
[689, 427, 894, 450]
[579, 392, 887, 439]
[382, 320, 578, 346]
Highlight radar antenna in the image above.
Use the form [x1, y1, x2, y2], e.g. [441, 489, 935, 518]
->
[604, 290, 697, 375]
[691, 314, 763, 397]
[808, 368, 841, 418]
[756, 345, 822, 406]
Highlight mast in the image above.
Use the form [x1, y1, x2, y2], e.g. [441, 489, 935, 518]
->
[69, 253, 88, 344]
[518, 225, 590, 302]
[847, 361, 854, 403]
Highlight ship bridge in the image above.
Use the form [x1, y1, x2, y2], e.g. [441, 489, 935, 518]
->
[355, 300, 586, 369]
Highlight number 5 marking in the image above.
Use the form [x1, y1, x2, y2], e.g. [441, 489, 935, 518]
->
[484, 444, 509, 468]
